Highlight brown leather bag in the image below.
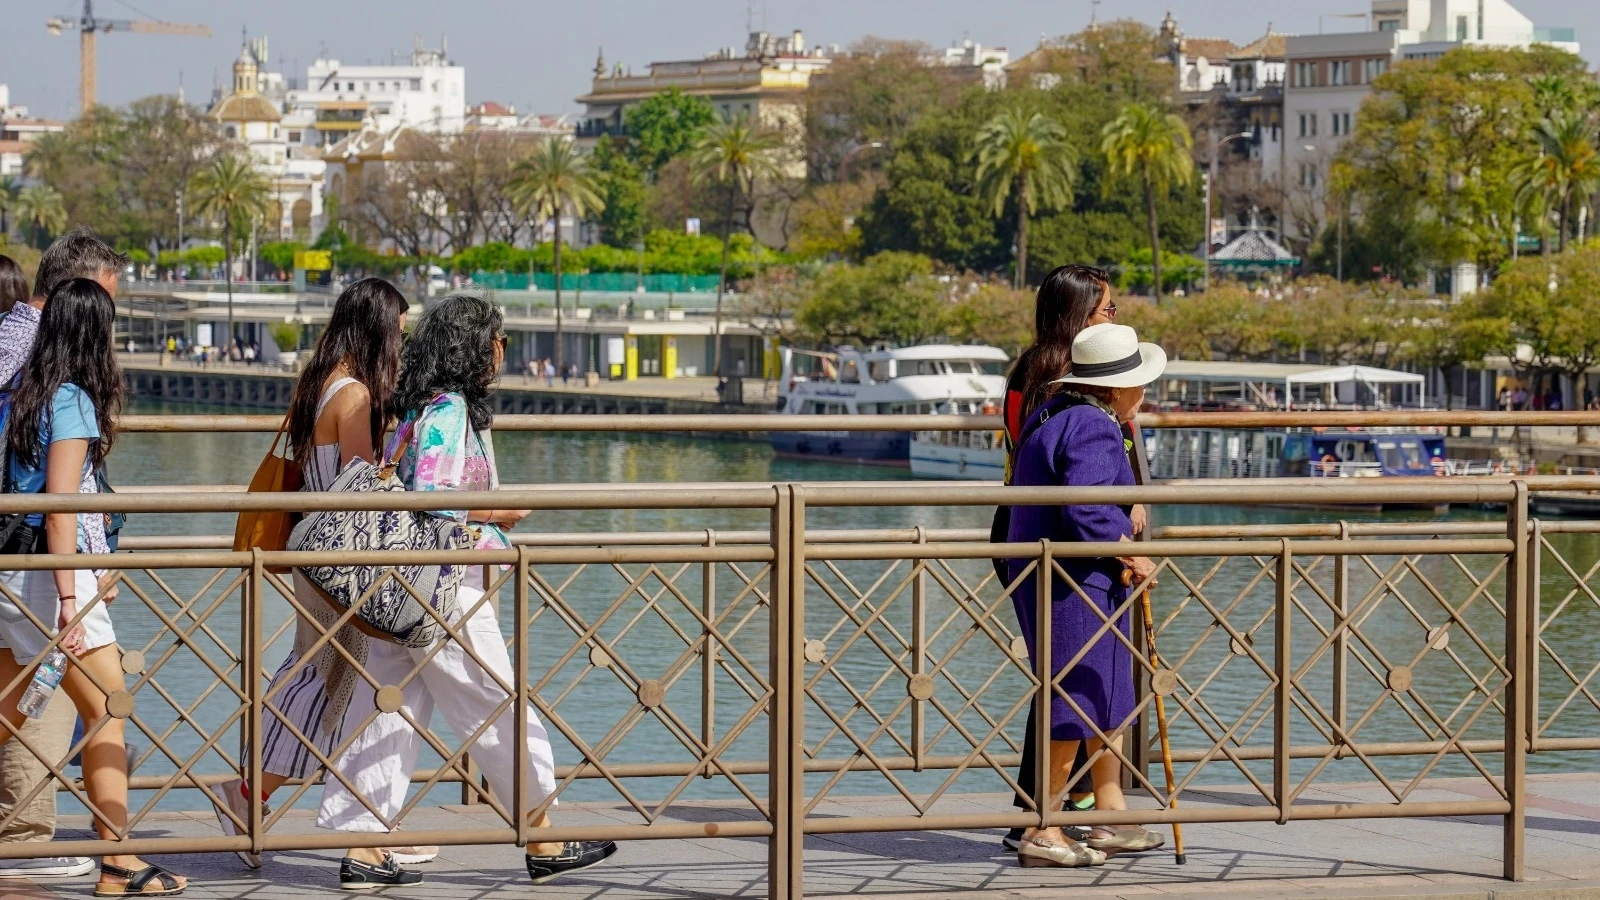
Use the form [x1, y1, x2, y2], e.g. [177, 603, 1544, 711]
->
[232, 416, 303, 558]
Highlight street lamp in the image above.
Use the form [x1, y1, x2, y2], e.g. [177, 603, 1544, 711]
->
[1204, 130, 1253, 291]
[837, 141, 885, 182]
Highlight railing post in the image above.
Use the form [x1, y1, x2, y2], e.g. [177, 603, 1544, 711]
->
[703, 529, 717, 771]
[1274, 539, 1291, 824]
[1525, 518, 1541, 754]
[769, 485, 805, 900]
[1032, 540, 1053, 832]
[1333, 522, 1349, 753]
[1504, 482, 1528, 881]
[911, 526, 927, 773]
[246, 550, 264, 860]
[514, 547, 530, 848]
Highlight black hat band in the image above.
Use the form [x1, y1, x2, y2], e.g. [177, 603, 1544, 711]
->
[1068, 348, 1143, 379]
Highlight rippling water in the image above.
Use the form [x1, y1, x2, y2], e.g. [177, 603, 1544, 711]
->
[92, 404, 1600, 816]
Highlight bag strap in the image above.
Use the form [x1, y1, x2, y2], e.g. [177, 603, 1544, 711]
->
[267, 412, 291, 456]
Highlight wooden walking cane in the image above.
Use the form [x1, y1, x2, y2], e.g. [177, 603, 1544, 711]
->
[1125, 567, 1186, 864]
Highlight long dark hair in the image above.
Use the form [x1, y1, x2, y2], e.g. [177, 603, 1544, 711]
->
[0, 255, 27, 315]
[287, 277, 408, 463]
[7, 278, 122, 470]
[1011, 265, 1111, 422]
[391, 293, 502, 431]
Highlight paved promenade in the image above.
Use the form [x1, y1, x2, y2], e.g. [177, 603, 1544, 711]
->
[15, 774, 1600, 900]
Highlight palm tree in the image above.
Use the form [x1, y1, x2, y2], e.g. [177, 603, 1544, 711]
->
[0, 176, 21, 239]
[1511, 112, 1600, 253]
[1101, 103, 1196, 302]
[690, 116, 782, 377]
[972, 107, 1076, 288]
[189, 153, 269, 350]
[509, 137, 605, 373]
[12, 184, 69, 249]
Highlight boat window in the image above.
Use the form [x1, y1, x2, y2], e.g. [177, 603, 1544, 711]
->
[910, 360, 946, 376]
[979, 360, 1006, 376]
[869, 360, 893, 382]
[1376, 441, 1405, 470]
[826, 403, 844, 415]
[945, 361, 977, 375]
[1399, 440, 1426, 469]
[809, 400, 827, 415]
[840, 360, 861, 384]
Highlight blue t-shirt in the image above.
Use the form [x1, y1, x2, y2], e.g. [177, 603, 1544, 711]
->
[6, 384, 100, 533]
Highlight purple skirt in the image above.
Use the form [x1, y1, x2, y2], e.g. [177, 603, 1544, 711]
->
[1010, 562, 1137, 741]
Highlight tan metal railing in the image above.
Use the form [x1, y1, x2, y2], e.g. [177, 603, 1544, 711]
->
[0, 478, 1595, 898]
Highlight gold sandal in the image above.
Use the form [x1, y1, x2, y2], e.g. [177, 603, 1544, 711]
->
[1087, 824, 1165, 854]
[1017, 834, 1107, 868]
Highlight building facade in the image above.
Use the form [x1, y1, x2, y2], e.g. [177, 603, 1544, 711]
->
[284, 36, 467, 148]
[0, 85, 65, 181]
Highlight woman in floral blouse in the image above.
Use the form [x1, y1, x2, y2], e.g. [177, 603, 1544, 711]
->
[316, 294, 616, 889]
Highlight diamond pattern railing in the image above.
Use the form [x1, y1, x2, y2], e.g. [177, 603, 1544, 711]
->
[0, 482, 1594, 898]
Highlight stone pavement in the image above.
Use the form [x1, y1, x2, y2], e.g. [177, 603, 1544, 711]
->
[15, 774, 1600, 900]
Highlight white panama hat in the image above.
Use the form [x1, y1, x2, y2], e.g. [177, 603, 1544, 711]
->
[1052, 323, 1167, 389]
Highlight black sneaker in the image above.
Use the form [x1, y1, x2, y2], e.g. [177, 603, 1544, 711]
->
[339, 852, 423, 891]
[525, 840, 617, 885]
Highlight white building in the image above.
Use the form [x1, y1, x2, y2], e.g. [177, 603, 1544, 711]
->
[0, 85, 66, 180]
[935, 39, 1010, 90]
[284, 35, 466, 148]
[1283, 0, 1580, 257]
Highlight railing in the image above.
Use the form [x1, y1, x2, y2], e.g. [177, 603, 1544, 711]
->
[0, 477, 1596, 898]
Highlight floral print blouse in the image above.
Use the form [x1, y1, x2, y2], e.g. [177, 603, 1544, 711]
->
[388, 393, 508, 550]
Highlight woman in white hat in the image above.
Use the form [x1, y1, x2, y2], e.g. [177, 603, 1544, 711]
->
[1004, 322, 1167, 867]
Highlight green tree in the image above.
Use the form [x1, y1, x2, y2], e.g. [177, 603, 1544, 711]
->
[188, 153, 270, 346]
[945, 279, 1035, 355]
[1101, 102, 1195, 302]
[972, 107, 1076, 287]
[0, 176, 21, 237]
[589, 137, 649, 248]
[804, 38, 957, 180]
[624, 87, 718, 176]
[690, 116, 783, 375]
[508, 137, 605, 372]
[258, 241, 306, 275]
[13, 185, 69, 249]
[1334, 45, 1589, 278]
[795, 252, 950, 346]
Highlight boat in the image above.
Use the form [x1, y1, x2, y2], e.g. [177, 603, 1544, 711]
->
[910, 405, 1006, 480]
[771, 345, 1008, 467]
[1143, 361, 1453, 512]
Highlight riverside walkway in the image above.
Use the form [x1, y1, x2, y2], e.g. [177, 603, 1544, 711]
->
[3, 411, 1599, 900]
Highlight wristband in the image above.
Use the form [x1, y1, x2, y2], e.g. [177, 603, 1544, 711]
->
[59, 595, 76, 601]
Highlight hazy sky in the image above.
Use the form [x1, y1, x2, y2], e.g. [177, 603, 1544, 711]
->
[4, 0, 1597, 121]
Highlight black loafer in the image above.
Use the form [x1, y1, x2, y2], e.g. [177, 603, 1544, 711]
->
[339, 852, 423, 891]
[525, 840, 617, 884]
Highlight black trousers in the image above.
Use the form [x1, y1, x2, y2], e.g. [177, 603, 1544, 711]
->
[1012, 705, 1093, 810]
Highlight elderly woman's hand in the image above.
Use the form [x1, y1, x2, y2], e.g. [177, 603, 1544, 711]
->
[1121, 555, 1158, 587]
[1129, 504, 1148, 535]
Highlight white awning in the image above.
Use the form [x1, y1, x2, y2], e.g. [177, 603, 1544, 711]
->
[1284, 365, 1425, 386]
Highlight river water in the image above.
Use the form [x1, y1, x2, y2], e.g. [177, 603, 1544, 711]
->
[93, 408, 1600, 818]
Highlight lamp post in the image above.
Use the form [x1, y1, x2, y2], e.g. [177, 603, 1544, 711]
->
[836, 141, 885, 183]
[1204, 130, 1253, 291]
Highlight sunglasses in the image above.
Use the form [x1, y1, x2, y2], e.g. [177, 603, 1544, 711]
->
[1104, 302, 1118, 318]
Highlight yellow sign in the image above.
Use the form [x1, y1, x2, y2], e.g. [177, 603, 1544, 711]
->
[294, 250, 332, 271]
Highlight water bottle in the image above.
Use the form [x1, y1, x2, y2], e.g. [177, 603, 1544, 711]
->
[18, 650, 67, 719]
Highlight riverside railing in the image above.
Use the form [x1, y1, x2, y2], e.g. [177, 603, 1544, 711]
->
[0, 477, 1596, 897]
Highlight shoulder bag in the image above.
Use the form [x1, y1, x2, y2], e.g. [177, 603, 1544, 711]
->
[232, 415, 304, 558]
[285, 418, 472, 648]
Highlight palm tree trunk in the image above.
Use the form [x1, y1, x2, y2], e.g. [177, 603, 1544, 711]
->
[713, 185, 735, 378]
[1144, 169, 1163, 303]
[1014, 176, 1029, 290]
[553, 216, 565, 373]
[224, 219, 235, 357]
[1558, 189, 1572, 253]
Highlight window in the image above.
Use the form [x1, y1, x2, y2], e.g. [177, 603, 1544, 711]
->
[1456, 15, 1469, 41]
[1377, 18, 1399, 32]
[346, 82, 355, 91]
[1331, 112, 1352, 137]
[288, 130, 302, 143]
[1300, 162, 1320, 188]
[1297, 112, 1317, 138]
[1329, 60, 1351, 86]
[1293, 61, 1318, 88]
[410, 79, 422, 90]
[225, 125, 237, 139]
[1363, 58, 1388, 82]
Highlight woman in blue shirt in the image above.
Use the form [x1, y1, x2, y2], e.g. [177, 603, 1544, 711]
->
[0, 279, 186, 896]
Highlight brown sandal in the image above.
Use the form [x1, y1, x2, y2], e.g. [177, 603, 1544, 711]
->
[93, 862, 186, 897]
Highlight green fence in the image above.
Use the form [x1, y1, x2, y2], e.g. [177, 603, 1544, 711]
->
[471, 272, 725, 293]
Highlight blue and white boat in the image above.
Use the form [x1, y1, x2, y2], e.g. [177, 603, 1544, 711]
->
[771, 345, 1008, 468]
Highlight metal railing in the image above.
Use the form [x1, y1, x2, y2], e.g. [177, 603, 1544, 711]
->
[0, 478, 1594, 898]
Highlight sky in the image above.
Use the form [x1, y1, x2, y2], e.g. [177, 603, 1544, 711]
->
[4, 0, 1598, 121]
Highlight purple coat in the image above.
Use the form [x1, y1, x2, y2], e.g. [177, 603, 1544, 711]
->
[1006, 397, 1137, 741]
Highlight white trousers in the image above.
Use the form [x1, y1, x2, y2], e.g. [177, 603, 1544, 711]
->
[316, 585, 559, 832]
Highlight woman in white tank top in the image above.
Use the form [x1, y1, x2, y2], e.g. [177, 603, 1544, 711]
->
[208, 278, 430, 880]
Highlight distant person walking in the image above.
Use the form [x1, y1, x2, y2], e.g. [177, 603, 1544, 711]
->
[544, 358, 556, 387]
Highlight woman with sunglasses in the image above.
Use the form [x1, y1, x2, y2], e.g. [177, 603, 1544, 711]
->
[996, 265, 1143, 854]
[315, 293, 616, 889]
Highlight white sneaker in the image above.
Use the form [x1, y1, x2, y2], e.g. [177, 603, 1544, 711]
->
[210, 777, 268, 869]
[0, 856, 96, 878]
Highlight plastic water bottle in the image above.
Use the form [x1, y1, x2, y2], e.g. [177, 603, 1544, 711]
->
[18, 650, 67, 719]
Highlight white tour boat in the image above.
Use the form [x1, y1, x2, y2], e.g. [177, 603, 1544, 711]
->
[771, 345, 1008, 468]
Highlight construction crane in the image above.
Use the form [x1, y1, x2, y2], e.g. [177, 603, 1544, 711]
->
[46, 0, 210, 115]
